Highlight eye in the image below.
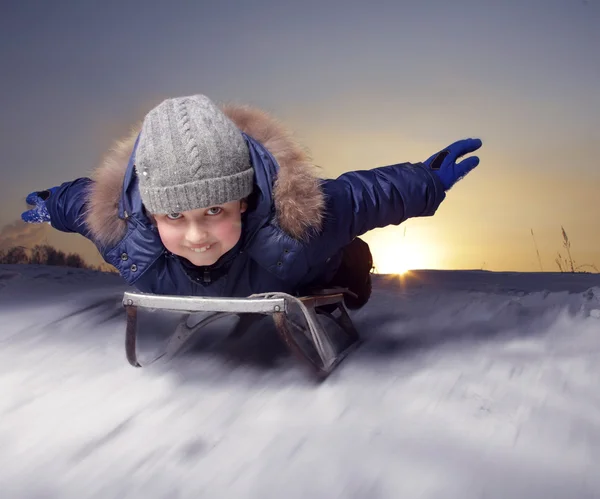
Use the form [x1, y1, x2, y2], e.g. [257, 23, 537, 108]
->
[166, 213, 182, 220]
[207, 207, 222, 216]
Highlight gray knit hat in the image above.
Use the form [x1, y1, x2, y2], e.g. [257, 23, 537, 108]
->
[136, 94, 254, 214]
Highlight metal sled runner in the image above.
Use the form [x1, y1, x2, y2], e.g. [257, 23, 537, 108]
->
[122, 289, 361, 379]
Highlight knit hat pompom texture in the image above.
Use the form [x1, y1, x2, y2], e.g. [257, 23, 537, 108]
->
[136, 94, 254, 214]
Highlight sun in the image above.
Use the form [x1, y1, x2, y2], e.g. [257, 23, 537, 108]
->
[362, 226, 441, 275]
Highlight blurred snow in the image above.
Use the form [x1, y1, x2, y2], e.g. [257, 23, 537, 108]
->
[1, 264, 599, 498]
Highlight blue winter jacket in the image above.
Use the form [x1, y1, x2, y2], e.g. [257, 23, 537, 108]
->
[45, 104, 446, 297]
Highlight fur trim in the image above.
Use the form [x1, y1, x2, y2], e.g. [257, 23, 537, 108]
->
[85, 125, 140, 248]
[221, 103, 324, 240]
[84, 104, 325, 248]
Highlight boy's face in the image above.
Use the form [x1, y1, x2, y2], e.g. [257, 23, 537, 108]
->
[153, 200, 247, 266]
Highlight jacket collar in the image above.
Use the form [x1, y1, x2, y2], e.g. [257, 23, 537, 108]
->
[118, 133, 141, 221]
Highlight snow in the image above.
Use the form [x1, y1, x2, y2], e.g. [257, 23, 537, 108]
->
[1, 264, 599, 498]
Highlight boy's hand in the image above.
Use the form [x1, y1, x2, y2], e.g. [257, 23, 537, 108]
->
[424, 138, 482, 191]
[21, 187, 59, 224]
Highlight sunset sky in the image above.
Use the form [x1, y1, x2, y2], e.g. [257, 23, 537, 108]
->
[1, 0, 598, 273]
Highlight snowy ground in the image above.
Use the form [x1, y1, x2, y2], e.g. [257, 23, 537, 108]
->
[1, 264, 600, 499]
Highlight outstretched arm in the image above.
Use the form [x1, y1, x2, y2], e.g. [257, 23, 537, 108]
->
[23, 178, 167, 286]
[22, 178, 95, 239]
[309, 138, 482, 257]
[320, 161, 444, 245]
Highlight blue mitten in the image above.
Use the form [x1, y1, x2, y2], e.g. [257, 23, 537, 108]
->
[21, 187, 59, 224]
[424, 138, 482, 191]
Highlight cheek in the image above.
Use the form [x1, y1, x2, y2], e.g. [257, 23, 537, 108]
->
[214, 219, 242, 244]
[156, 223, 182, 250]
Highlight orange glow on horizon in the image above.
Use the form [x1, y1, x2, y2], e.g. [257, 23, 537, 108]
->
[362, 226, 442, 275]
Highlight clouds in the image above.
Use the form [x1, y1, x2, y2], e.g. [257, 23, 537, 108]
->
[0, 220, 51, 252]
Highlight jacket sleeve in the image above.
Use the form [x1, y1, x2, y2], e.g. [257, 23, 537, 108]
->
[311, 162, 446, 256]
[45, 177, 95, 239]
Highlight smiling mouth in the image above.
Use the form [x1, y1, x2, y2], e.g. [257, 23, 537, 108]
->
[188, 244, 212, 253]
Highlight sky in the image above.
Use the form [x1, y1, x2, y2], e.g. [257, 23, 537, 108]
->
[1, 0, 598, 273]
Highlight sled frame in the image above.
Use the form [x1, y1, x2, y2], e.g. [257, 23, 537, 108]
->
[123, 289, 361, 379]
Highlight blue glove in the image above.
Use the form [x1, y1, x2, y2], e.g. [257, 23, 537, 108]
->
[21, 187, 59, 224]
[424, 138, 482, 191]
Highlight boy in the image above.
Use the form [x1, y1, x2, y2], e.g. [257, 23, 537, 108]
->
[22, 94, 482, 309]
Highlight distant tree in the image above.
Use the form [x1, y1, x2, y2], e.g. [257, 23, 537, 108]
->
[45, 246, 67, 266]
[27, 244, 67, 266]
[65, 253, 86, 268]
[0, 244, 119, 273]
[0, 246, 29, 264]
[30, 244, 48, 264]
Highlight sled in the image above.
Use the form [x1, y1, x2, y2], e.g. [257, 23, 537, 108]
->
[122, 288, 361, 379]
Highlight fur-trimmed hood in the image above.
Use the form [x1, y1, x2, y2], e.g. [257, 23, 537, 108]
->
[84, 103, 325, 248]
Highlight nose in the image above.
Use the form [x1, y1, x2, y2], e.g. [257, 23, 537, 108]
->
[185, 223, 209, 244]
